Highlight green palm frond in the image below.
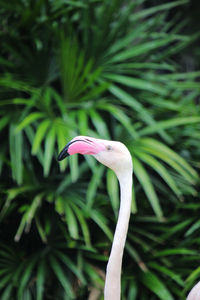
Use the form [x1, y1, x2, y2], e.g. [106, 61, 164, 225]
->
[0, 0, 200, 299]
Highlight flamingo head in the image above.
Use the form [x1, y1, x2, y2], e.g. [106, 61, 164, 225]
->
[58, 136, 132, 177]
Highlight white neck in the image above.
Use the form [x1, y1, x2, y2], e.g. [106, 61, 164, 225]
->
[104, 170, 133, 300]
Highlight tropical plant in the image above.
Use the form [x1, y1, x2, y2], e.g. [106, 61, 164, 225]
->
[0, 0, 200, 299]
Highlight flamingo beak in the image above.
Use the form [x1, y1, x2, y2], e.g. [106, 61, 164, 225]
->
[57, 141, 72, 161]
[57, 138, 94, 161]
[57, 139, 86, 161]
[58, 136, 106, 161]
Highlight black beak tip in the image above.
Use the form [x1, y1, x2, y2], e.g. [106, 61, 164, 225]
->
[57, 139, 82, 162]
[57, 148, 70, 161]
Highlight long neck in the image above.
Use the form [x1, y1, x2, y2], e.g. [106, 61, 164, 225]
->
[104, 170, 132, 300]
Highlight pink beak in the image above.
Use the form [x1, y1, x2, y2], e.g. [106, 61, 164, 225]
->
[57, 136, 105, 161]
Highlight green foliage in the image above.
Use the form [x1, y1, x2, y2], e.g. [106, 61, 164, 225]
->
[0, 0, 200, 299]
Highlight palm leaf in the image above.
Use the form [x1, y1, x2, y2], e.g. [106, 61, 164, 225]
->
[132, 155, 163, 218]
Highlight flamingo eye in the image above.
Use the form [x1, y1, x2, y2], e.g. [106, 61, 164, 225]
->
[107, 145, 112, 151]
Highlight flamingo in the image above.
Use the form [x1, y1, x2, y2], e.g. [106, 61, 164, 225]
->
[187, 281, 200, 300]
[58, 136, 133, 300]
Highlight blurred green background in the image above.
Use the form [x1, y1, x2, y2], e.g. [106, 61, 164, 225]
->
[0, 0, 200, 299]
